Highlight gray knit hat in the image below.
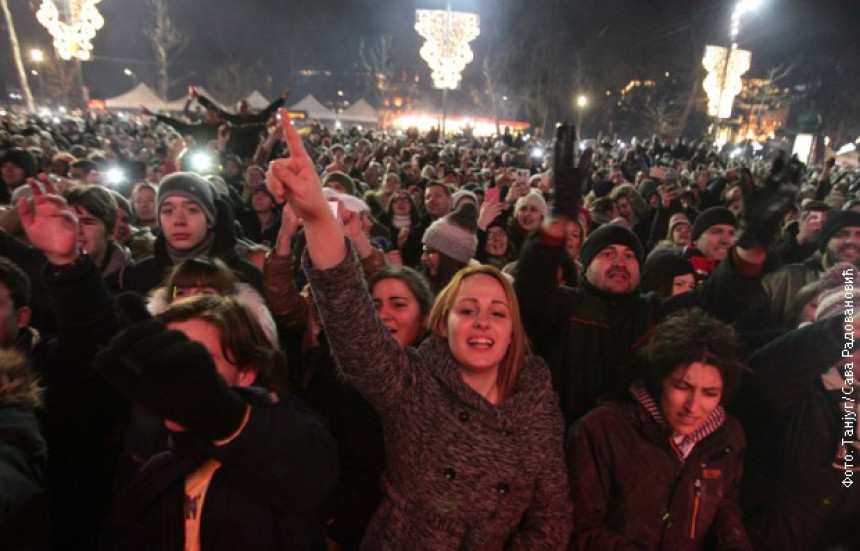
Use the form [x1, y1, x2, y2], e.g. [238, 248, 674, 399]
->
[422, 202, 478, 264]
[816, 262, 856, 321]
[157, 172, 217, 224]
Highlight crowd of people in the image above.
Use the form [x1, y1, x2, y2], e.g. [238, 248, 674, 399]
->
[0, 91, 858, 550]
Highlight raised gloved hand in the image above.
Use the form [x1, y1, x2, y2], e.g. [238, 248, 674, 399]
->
[551, 122, 593, 220]
[735, 152, 802, 251]
[95, 317, 247, 442]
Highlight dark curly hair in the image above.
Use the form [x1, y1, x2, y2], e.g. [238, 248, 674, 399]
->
[639, 308, 746, 403]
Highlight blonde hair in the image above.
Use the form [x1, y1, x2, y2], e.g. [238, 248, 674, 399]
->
[426, 264, 531, 402]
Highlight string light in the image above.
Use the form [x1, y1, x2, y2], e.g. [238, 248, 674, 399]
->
[36, 0, 104, 61]
[702, 44, 751, 119]
[415, 9, 480, 90]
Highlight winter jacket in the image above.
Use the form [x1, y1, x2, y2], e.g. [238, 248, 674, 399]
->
[567, 393, 751, 550]
[125, 197, 262, 295]
[760, 253, 825, 326]
[736, 317, 860, 550]
[110, 387, 338, 551]
[33, 254, 127, 548]
[0, 352, 48, 551]
[305, 243, 572, 550]
[515, 232, 764, 426]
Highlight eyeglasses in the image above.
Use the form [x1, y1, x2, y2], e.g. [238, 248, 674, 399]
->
[487, 230, 507, 240]
[393, 196, 411, 203]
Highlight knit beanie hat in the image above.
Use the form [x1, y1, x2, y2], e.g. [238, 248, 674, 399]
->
[818, 211, 860, 252]
[451, 189, 478, 209]
[691, 207, 737, 242]
[580, 223, 645, 269]
[816, 262, 856, 321]
[157, 172, 217, 224]
[422, 202, 478, 264]
[515, 190, 548, 219]
[641, 252, 695, 296]
[1, 148, 38, 178]
[323, 171, 356, 196]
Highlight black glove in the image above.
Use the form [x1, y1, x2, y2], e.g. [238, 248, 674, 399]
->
[96, 319, 247, 442]
[735, 152, 801, 251]
[551, 122, 593, 220]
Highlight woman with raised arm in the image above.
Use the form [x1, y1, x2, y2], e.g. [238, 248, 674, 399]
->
[267, 110, 572, 550]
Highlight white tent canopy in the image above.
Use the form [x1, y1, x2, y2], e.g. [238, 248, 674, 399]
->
[340, 98, 379, 125]
[103, 83, 167, 110]
[290, 94, 337, 121]
[245, 90, 271, 111]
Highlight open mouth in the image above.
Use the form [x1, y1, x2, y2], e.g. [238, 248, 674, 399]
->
[467, 336, 494, 350]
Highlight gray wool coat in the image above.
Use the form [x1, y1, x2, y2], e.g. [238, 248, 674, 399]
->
[305, 246, 572, 550]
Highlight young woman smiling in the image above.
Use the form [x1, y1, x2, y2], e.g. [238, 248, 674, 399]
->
[266, 111, 571, 549]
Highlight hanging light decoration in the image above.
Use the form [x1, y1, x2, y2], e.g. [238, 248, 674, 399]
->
[36, 0, 104, 61]
[415, 9, 480, 90]
[702, 44, 751, 119]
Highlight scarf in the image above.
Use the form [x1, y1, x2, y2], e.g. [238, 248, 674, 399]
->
[630, 380, 725, 460]
[165, 232, 215, 265]
[391, 214, 412, 230]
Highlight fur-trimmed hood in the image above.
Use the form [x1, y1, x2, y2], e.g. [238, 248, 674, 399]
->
[0, 348, 42, 409]
[146, 282, 278, 347]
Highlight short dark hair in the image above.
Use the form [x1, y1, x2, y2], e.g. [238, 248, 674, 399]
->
[63, 185, 118, 233]
[163, 257, 236, 301]
[368, 265, 434, 318]
[0, 257, 31, 308]
[639, 308, 746, 403]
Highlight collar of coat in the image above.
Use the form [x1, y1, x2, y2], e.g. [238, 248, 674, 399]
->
[419, 334, 554, 428]
[629, 380, 725, 459]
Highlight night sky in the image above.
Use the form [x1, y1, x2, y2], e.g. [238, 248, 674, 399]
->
[2, 0, 858, 112]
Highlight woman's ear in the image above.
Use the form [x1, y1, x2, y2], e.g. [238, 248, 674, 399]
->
[236, 368, 258, 388]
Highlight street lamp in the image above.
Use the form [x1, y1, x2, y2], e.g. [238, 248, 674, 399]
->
[123, 67, 138, 85]
[576, 94, 588, 137]
[29, 48, 45, 105]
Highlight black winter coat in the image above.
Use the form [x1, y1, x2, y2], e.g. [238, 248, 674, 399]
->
[110, 388, 338, 551]
[737, 317, 860, 550]
[515, 233, 764, 426]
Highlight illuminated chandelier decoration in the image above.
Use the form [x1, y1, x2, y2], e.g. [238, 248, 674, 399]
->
[36, 0, 104, 61]
[702, 44, 751, 119]
[415, 9, 480, 90]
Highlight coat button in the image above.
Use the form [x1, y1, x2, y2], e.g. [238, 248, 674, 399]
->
[496, 483, 510, 495]
[444, 468, 456, 480]
[458, 411, 469, 422]
[503, 429, 513, 436]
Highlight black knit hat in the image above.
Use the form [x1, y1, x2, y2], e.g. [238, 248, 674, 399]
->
[818, 210, 860, 252]
[422, 202, 478, 264]
[1, 148, 38, 179]
[691, 207, 737, 242]
[580, 223, 645, 269]
[157, 172, 217, 224]
[641, 252, 695, 296]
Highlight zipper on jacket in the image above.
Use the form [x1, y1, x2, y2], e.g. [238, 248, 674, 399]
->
[689, 479, 702, 540]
